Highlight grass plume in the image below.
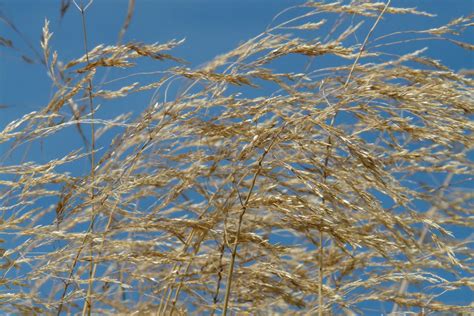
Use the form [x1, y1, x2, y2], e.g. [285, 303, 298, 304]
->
[0, 1, 472, 315]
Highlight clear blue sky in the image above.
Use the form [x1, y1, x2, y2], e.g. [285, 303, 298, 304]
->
[1, 0, 472, 124]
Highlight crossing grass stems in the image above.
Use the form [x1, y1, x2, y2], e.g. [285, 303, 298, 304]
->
[0, 0, 473, 315]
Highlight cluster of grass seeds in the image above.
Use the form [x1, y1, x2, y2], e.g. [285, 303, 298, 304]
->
[0, 0, 473, 315]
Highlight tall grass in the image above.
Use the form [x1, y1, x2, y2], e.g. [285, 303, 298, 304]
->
[0, 1, 472, 315]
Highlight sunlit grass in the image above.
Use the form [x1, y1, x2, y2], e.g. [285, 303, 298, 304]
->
[0, 1, 472, 315]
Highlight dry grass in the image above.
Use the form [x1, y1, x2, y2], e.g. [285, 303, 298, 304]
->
[0, 0, 473, 315]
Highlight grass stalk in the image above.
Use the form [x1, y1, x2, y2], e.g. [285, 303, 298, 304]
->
[222, 126, 285, 316]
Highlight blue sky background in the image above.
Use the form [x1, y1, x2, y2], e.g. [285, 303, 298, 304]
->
[1, 0, 472, 166]
[0, 0, 473, 314]
[1, 0, 472, 125]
